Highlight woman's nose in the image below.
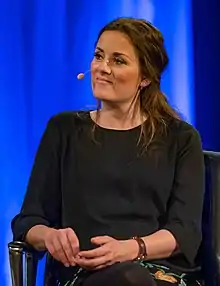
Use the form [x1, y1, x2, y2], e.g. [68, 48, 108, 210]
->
[99, 59, 112, 74]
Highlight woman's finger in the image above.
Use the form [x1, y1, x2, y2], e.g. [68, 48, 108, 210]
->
[78, 245, 108, 259]
[48, 235, 70, 267]
[58, 230, 76, 266]
[75, 255, 110, 269]
[92, 260, 113, 270]
[66, 228, 80, 255]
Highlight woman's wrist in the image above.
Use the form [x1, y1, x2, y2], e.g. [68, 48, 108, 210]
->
[125, 239, 140, 261]
[26, 225, 51, 251]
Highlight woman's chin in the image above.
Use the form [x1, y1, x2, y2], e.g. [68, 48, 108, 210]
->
[93, 93, 116, 102]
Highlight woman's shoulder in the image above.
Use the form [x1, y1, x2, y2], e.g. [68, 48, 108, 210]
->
[167, 118, 203, 151]
[168, 118, 201, 139]
[48, 110, 91, 130]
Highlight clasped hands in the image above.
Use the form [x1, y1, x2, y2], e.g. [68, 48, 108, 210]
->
[44, 228, 138, 270]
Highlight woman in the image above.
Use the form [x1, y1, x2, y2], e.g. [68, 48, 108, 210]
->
[11, 17, 204, 285]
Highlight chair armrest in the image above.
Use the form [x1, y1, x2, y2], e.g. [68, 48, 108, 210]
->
[8, 241, 39, 286]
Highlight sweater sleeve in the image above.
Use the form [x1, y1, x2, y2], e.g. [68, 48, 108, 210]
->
[11, 116, 62, 241]
[163, 123, 205, 266]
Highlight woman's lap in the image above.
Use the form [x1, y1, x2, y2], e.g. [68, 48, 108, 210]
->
[80, 262, 184, 286]
[65, 261, 200, 286]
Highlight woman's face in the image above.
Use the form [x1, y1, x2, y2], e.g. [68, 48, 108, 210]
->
[91, 30, 142, 106]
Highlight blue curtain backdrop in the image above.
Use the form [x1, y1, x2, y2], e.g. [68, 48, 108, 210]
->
[0, 0, 219, 284]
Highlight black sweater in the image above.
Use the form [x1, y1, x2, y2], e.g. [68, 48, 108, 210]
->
[11, 111, 205, 279]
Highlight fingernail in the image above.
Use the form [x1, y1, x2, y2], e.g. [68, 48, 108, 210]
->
[64, 263, 69, 267]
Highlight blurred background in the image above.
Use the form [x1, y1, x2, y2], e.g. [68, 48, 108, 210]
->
[0, 0, 220, 284]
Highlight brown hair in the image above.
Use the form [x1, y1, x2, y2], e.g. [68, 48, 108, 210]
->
[93, 17, 180, 149]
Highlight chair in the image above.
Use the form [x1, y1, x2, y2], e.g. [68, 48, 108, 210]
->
[8, 151, 220, 286]
[200, 151, 220, 285]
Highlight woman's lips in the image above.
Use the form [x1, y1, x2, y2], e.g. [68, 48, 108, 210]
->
[96, 77, 113, 84]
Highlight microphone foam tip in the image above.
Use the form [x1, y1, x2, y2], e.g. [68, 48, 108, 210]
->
[77, 73, 84, 80]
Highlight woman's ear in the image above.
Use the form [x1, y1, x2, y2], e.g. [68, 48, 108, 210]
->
[140, 79, 151, 88]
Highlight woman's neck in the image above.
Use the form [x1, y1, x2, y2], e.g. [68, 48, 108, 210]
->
[90, 108, 145, 130]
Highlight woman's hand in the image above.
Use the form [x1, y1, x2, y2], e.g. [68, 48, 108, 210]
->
[75, 236, 138, 270]
[44, 227, 79, 267]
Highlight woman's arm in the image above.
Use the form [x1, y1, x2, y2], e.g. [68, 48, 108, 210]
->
[11, 116, 62, 248]
[141, 124, 205, 263]
[141, 229, 177, 260]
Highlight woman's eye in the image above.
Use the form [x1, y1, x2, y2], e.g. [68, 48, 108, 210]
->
[94, 52, 102, 60]
[93, 53, 126, 65]
[114, 57, 126, 65]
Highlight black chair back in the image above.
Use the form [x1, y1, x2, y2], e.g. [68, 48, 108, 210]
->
[201, 151, 220, 285]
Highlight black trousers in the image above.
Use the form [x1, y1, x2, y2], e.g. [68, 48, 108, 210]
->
[77, 262, 179, 286]
[55, 261, 201, 285]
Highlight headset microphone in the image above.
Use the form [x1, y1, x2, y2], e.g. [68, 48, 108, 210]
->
[77, 70, 90, 80]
